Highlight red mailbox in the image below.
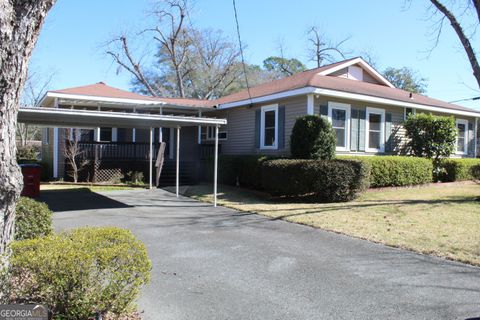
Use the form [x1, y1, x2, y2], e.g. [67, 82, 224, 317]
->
[20, 164, 41, 198]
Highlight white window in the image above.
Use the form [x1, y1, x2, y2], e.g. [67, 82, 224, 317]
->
[404, 107, 416, 120]
[260, 104, 278, 149]
[365, 107, 385, 153]
[328, 102, 351, 151]
[456, 119, 468, 155]
[206, 126, 228, 140]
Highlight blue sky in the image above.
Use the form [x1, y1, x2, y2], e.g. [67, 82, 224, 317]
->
[31, 0, 480, 109]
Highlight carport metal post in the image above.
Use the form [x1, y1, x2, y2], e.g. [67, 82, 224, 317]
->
[176, 126, 180, 197]
[149, 127, 153, 189]
[214, 124, 219, 207]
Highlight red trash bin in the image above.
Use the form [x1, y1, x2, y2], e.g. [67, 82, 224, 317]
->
[20, 164, 41, 198]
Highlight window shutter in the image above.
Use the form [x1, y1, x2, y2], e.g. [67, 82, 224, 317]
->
[350, 109, 359, 151]
[468, 121, 474, 156]
[278, 105, 285, 149]
[358, 109, 366, 151]
[320, 105, 328, 118]
[255, 109, 261, 149]
[385, 113, 393, 152]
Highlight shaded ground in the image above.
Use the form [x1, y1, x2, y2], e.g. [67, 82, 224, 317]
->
[51, 188, 480, 320]
[184, 182, 480, 266]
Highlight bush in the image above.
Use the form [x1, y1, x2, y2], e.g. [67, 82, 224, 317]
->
[261, 159, 370, 202]
[290, 115, 336, 160]
[340, 156, 433, 187]
[404, 113, 457, 177]
[15, 197, 53, 241]
[16, 145, 39, 160]
[6, 227, 151, 320]
[439, 158, 480, 182]
[203, 155, 270, 189]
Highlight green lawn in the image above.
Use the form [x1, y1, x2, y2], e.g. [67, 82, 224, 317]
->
[184, 182, 480, 266]
[40, 183, 140, 192]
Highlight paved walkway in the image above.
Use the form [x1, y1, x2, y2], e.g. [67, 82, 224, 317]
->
[49, 188, 480, 320]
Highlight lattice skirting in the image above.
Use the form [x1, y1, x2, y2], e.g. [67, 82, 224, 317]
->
[64, 160, 199, 184]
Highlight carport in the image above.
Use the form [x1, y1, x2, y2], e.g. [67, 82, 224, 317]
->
[18, 107, 227, 206]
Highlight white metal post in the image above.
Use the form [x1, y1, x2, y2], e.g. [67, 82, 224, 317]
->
[475, 118, 478, 158]
[176, 126, 181, 197]
[198, 110, 202, 144]
[149, 127, 153, 189]
[214, 125, 219, 207]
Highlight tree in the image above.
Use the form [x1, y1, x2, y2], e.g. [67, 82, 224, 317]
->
[0, 0, 56, 260]
[427, 0, 480, 89]
[383, 67, 428, 93]
[290, 115, 336, 160]
[404, 113, 457, 177]
[262, 56, 306, 77]
[306, 26, 352, 67]
[17, 72, 54, 148]
[64, 129, 89, 183]
[107, 0, 248, 99]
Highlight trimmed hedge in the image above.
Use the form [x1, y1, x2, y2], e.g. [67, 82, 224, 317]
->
[15, 197, 53, 240]
[7, 227, 151, 319]
[440, 158, 480, 182]
[339, 156, 433, 187]
[261, 159, 370, 202]
[203, 155, 271, 189]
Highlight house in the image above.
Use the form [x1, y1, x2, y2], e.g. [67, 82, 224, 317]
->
[39, 57, 480, 183]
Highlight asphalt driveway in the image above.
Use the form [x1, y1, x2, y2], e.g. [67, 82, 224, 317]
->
[48, 188, 480, 320]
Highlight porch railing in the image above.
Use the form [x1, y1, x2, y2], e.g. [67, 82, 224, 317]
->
[76, 142, 161, 161]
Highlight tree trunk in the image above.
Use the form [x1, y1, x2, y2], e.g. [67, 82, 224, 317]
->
[0, 0, 56, 260]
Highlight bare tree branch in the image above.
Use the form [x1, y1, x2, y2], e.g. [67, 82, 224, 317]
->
[106, 36, 160, 97]
[306, 26, 352, 67]
[430, 0, 480, 88]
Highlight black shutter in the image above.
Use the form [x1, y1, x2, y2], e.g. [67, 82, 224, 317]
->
[350, 109, 359, 151]
[385, 113, 392, 153]
[278, 105, 285, 149]
[320, 105, 328, 118]
[255, 109, 261, 149]
[358, 109, 366, 151]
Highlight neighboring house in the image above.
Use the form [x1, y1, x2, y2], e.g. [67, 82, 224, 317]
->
[39, 57, 480, 183]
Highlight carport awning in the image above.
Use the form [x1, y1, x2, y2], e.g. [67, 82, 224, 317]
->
[17, 107, 226, 128]
[17, 107, 224, 206]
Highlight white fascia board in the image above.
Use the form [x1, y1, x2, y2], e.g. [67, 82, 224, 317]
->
[314, 88, 480, 118]
[216, 87, 316, 109]
[45, 92, 166, 106]
[318, 57, 395, 88]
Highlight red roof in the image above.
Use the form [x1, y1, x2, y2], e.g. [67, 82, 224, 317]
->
[51, 82, 159, 102]
[48, 58, 479, 114]
[214, 63, 477, 114]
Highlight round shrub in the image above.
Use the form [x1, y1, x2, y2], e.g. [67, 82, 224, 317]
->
[261, 159, 370, 202]
[6, 227, 151, 320]
[290, 115, 336, 160]
[15, 197, 53, 240]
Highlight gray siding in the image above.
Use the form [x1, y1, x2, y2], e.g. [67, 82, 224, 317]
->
[208, 95, 308, 156]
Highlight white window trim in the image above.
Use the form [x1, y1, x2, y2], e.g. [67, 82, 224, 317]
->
[455, 118, 469, 155]
[260, 104, 279, 150]
[328, 102, 351, 152]
[365, 107, 386, 153]
[206, 126, 228, 141]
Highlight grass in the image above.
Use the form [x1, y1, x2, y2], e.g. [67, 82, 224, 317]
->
[40, 183, 140, 192]
[184, 182, 480, 266]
